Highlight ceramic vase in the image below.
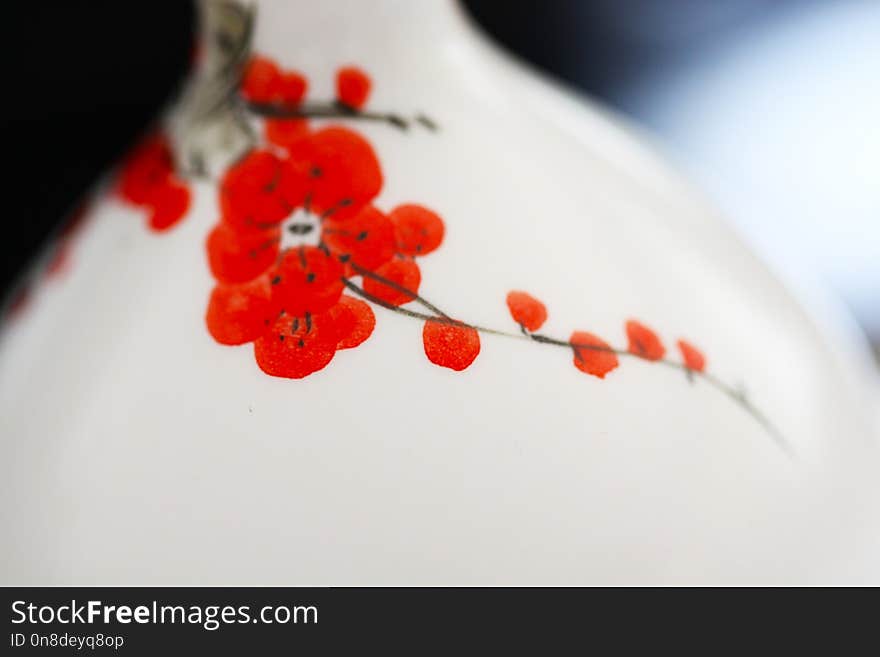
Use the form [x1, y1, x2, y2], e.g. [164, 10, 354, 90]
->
[1, 0, 878, 584]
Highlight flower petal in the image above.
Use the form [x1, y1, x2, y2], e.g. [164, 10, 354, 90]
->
[253, 312, 338, 379]
[322, 205, 394, 272]
[240, 55, 282, 102]
[390, 204, 445, 256]
[423, 319, 480, 371]
[625, 320, 666, 361]
[117, 134, 174, 205]
[264, 118, 310, 151]
[362, 258, 420, 307]
[271, 246, 344, 317]
[505, 290, 547, 332]
[147, 179, 191, 232]
[336, 66, 371, 109]
[570, 331, 619, 379]
[219, 150, 306, 229]
[206, 222, 280, 284]
[206, 277, 274, 345]
[287, 127, 382, 221]
[677, 339, 706, 372]
[326, 295, 376, 349]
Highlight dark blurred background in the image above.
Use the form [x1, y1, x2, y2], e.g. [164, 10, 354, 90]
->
[4, 0, 877, 353]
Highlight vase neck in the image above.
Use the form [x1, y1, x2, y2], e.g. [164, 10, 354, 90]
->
[247, 0, 467, 54]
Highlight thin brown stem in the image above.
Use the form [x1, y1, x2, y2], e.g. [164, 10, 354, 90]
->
[244, 99, 438, 132]
[341, 276, 793, 456]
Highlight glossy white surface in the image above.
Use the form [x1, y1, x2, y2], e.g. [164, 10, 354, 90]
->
[1, 0, 878, 584]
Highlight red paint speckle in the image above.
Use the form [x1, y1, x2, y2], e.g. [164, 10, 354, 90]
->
[363, 258, 421, 307]
[390, 204, 445, 256]
[506, 291, 547, 332]
[677, 339, 706, 372]
[423, 319, 481, 371]
[625, 320, 666, 361]
[570, 331, 619, 379]
[336, 67, 371, 109]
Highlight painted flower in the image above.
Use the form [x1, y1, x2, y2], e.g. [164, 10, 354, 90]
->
[205, 118, 446, 378]
[570, 331, 619, 379]
[625, 320, 666, 361]
[117, 134, 191, 231]
[240, 55, 311, 150]
[677, 339, 706, 372]
[506, 290, 547, 332]
[423, 319, 481, 371]
[336, 66, 372, 109]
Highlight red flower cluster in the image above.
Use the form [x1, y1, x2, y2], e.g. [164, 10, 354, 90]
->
[117, 134, 191, 231]
[240, 55, 375, 150]
[205, 58, 448, 378]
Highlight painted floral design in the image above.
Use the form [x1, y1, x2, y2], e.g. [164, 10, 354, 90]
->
[106, 45, 788, 452]
[204, 59, 448, 378]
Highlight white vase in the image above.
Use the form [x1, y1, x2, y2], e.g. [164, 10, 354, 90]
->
[1, 0, 878, 584]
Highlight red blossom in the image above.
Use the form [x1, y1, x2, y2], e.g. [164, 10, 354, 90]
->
[240, 56, 308, 105]
[240, 55, 282, 102]
[241, 55, 311, 150]
[570, 331, 619, 379]
[148, 179, 191, 231]
[625, 320, 666, 361]
[118, 134, 191, 232]
[363, 258, 421, 307]
[677, 339, 706, 372]
[423, 319, 481, 371]
[336, 66, 372, 109]
[390, 204, 445, 256]
[275, 71, 307, 104]
[506, 291, 547, 332]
